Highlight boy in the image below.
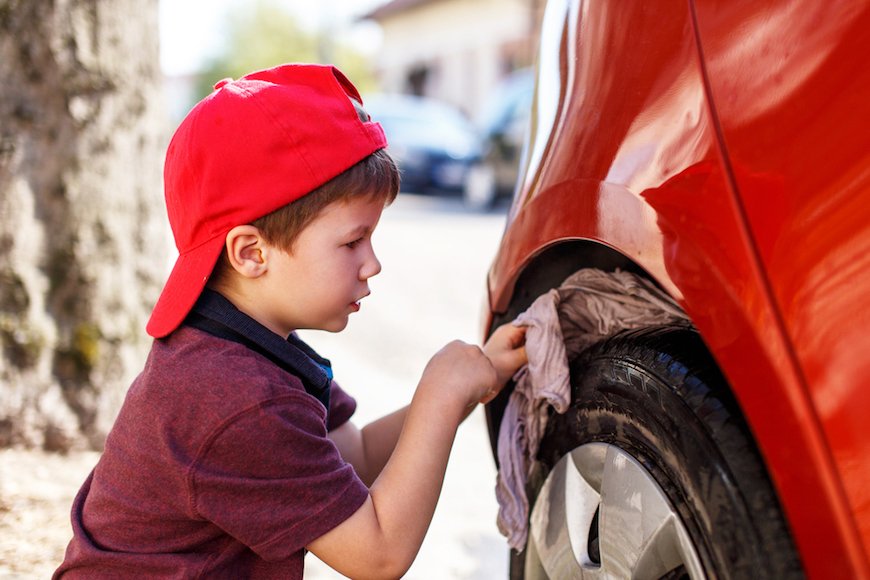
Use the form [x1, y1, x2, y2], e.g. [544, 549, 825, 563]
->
[55, 64, 526, 578]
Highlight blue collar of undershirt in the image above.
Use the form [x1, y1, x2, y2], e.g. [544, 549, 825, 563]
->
[182, 289, 333, 411]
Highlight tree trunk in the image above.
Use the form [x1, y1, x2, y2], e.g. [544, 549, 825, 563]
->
[0, 0, 168, 451]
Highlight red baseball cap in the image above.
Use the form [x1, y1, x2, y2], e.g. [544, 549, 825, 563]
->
[146, 63, 387, 338]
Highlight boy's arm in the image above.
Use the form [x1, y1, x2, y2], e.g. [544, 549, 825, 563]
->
[328, 407, 408, 486]
[308, 324, 526, 579]
[330, 321, 526, 486]
[329, 398, 484, 487]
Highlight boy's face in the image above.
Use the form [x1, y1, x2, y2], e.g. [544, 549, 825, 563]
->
[256, 195, 385, 336]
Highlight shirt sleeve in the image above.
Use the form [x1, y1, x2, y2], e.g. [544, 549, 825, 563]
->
[327, 381, 356, 431]
[188, 393, 369, 561]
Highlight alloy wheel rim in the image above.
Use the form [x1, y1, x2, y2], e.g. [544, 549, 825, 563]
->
[525, 442, 706, 579]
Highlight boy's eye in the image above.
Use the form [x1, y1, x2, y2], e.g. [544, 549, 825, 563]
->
[346, 238, 363, 249]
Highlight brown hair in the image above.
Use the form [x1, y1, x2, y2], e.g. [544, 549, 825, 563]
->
[209, 148, 400, 285]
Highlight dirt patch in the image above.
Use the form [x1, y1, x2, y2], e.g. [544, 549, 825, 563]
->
[0, 449, 99, 578]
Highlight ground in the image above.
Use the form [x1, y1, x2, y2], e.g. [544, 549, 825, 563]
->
[0, 193, 511, 579]
[0, 449, 99, 578]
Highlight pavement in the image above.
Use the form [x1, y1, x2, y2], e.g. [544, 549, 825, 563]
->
[301, 192, 511, 579]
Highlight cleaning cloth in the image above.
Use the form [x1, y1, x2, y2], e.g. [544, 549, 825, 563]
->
[495, 268, 689, 551]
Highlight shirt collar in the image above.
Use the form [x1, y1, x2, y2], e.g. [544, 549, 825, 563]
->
[182, 289, 332, 409]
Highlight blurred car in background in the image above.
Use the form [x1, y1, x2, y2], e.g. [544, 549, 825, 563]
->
[483, 0, 870, 578]
[463, 68, 534, 209]
[364, 93, 480, 194]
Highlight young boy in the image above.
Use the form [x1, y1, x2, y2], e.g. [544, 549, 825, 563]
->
[55, 64, 526, 578]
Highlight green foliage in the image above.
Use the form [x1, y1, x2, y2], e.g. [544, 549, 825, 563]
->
[194, 0, 376, 100]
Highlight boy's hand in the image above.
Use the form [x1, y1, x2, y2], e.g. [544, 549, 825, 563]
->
[480, 323, 527, 404]
[421, 340, 498, 411]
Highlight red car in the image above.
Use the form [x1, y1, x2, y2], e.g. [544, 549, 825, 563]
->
[483, 0, 870, 578]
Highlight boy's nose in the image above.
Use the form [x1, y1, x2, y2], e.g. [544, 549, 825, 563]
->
[360, 250, 381, 280]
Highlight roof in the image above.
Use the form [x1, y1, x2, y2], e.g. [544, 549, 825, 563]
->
[363, 0, 444, 21]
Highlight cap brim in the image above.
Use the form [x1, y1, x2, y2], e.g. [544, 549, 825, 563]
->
[146, 235, 227, 338]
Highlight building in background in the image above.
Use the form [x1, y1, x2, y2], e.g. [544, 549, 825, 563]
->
[364, 0, 543, 119]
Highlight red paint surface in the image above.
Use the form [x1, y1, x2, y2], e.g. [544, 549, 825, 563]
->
[693, 2, 870, 572]
[487, 0, 870, 575]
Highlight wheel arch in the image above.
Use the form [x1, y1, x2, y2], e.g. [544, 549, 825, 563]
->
[487, 239, 650, 332]
[484, 238, 688, 457]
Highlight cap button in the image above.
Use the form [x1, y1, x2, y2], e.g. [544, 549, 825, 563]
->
[213, 78, 233, 91]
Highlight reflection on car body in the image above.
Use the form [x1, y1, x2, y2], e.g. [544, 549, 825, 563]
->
[483, 0, 870, 578]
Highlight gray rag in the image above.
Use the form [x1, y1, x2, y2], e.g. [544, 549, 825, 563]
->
[495, 268, 689, 551]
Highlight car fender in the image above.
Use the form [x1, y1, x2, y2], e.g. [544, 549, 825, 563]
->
[486, 165, 864, 576]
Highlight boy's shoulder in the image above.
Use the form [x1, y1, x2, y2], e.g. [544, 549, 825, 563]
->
[138, 326, 318, 414]
[108, 326, 331, 463]
[161, 325, 287, 372]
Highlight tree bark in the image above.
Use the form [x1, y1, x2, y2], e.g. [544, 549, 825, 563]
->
[0, 0, 168, 450]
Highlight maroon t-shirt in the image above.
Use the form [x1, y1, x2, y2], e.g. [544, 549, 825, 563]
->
[55, 327, 369, 578]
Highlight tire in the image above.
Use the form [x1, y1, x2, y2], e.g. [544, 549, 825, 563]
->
[511, 325, 803, 579]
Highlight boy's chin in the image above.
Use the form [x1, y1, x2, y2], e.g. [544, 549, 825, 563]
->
[319, 318, 350, 333]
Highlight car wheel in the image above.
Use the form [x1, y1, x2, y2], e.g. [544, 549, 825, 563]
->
[512, 325, 802, 579]
[463, 162, 497, 210]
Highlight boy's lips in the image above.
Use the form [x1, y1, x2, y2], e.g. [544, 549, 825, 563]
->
[350, 292, 370, 312]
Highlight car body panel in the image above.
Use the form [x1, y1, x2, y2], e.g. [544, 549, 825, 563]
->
[485, 0, 870, 576]
[693, 1, 870, 566]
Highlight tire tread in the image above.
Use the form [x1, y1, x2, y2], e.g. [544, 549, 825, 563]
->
[523, 324, 804, 579]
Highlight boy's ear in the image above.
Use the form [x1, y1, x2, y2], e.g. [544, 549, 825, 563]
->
[224, 225, 267, 278]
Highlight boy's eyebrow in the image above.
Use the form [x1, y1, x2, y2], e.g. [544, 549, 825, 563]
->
[344, 225, 371, 238]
